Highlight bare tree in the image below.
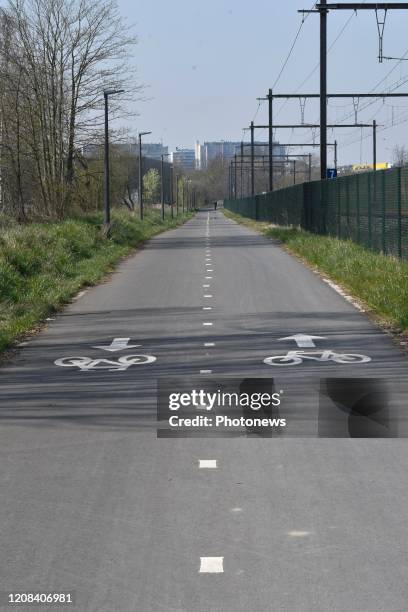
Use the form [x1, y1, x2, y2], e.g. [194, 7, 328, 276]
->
[0, 0, 140, 219]
[393, 145, 408, 167]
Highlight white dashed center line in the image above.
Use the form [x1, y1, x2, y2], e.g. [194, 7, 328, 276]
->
[204, 342, 215, 347]
[199, 557, 224, 573]
[199, 460, 217, 469]
[204, 295, 213, 298]
[203, 322, 213, 326]
[203, 307, 212, 310]
[200, 369, 213, 375]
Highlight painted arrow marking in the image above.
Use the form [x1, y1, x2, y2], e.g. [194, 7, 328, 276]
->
[279, 334, 326, 348]
[92, 338, 141, 352]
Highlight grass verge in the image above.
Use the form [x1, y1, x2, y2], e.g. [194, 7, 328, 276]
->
[0, 209, 193, 352]
[223, 208, 408, 333]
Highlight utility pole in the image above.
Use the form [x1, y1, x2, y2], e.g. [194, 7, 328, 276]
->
[250, 121, 255, 195]
[373, 119, 377, 171]
[320, 0, 328, 180]
[299, 2, 408, 178]
[160, 155, 164, 220]
[240, 141, 244, 197]
[334, 140, 338, 171]
[308, 153, 312, 181]
[268, 88, 273, 191]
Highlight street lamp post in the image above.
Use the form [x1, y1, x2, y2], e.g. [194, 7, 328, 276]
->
[170, 168, 174, 218]
[176, 174, 180, 216]
[161, 153, 171, 221]
[103, 89, 124, 229]
[138, 131, 152, 220]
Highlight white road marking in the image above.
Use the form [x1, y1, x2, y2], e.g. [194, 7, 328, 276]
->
[203, 322, 213, 326]
[204, 342, 215, 347]
[203, 307, 212, 310]
[74, 290, 86, 300]
[287, 530, 310, 537]
[93, 338, 140, 352]
[55, 354, 156, 372]
[231, 507, 243, 513]
[199, 460, 217, 469]
[207, 269, 214, 272]
[279, 334, 326, 348]
[205, 276, 213, 280]
[199, 557, 224, 573]
[200, 369, 213, 374]
[204, 295, 213, 298]
[322, 278, 365, 311]
[203, 284, 210, 288]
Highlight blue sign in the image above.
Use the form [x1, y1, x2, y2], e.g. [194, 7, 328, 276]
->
[327, 168, 337, 179]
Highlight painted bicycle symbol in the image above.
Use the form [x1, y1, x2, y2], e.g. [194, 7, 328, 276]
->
[264, 350, 371, 367]
[55, 354, 156, 372]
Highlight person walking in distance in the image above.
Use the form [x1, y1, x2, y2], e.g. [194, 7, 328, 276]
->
[214, 201, 217, 211]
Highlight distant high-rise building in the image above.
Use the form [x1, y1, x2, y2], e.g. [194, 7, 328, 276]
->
[171, 148, 196, 170]
[195, 140, 286, 169]
[82, 142, 168, 161]
[139, 143, 168, 161]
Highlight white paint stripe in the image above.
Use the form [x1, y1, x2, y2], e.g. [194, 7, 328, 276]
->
[322, 278, 365, 312]
[203, 284, 210, 288]
[203, 307, 212, 310]
[199, 460, 217, 468]
[203, 322, 213, 326]
[204, 342, 215, 347]
[199, 557, 224, 573]
[200, 369, 213, 374]
[207, 269, 214, 272]
[204, 295, 213, 298]
[205, 276, 213, 280]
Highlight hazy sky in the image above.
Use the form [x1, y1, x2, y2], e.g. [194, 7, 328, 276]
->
[117, 0, 408, 166]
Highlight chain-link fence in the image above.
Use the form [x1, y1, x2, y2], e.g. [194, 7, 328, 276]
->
[224, 167, 408, 259]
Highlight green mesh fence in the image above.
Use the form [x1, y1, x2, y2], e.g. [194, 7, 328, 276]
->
[224, 167, 407, 259]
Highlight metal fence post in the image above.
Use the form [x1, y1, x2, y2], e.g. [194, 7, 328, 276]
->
[397, 167, 402, 259]
[368, 173, 372, 249]
[337, 178, 341, 239]
[356, 175, 361, 245]
[382, 171, 386, 254]
[346, 176, 350, 238]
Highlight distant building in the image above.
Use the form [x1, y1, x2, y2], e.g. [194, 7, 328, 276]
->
[140, 143, 168, 161]
[82, 142, 168, 161]
[195, 140, 286, 169]
[171, 148, 196, 170]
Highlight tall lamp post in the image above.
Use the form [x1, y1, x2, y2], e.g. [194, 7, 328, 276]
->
[138, 130, 152, 220]
[161, 153, 171, 221]
[176, 174, 180, 216]
[103, 88, 124, 228]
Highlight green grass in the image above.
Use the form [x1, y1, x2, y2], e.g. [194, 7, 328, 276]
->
[0, 209, 193, 352]
[223, 209, 408, 332]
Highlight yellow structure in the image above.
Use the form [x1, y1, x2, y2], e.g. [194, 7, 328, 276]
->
[352, 162, 392, 172]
